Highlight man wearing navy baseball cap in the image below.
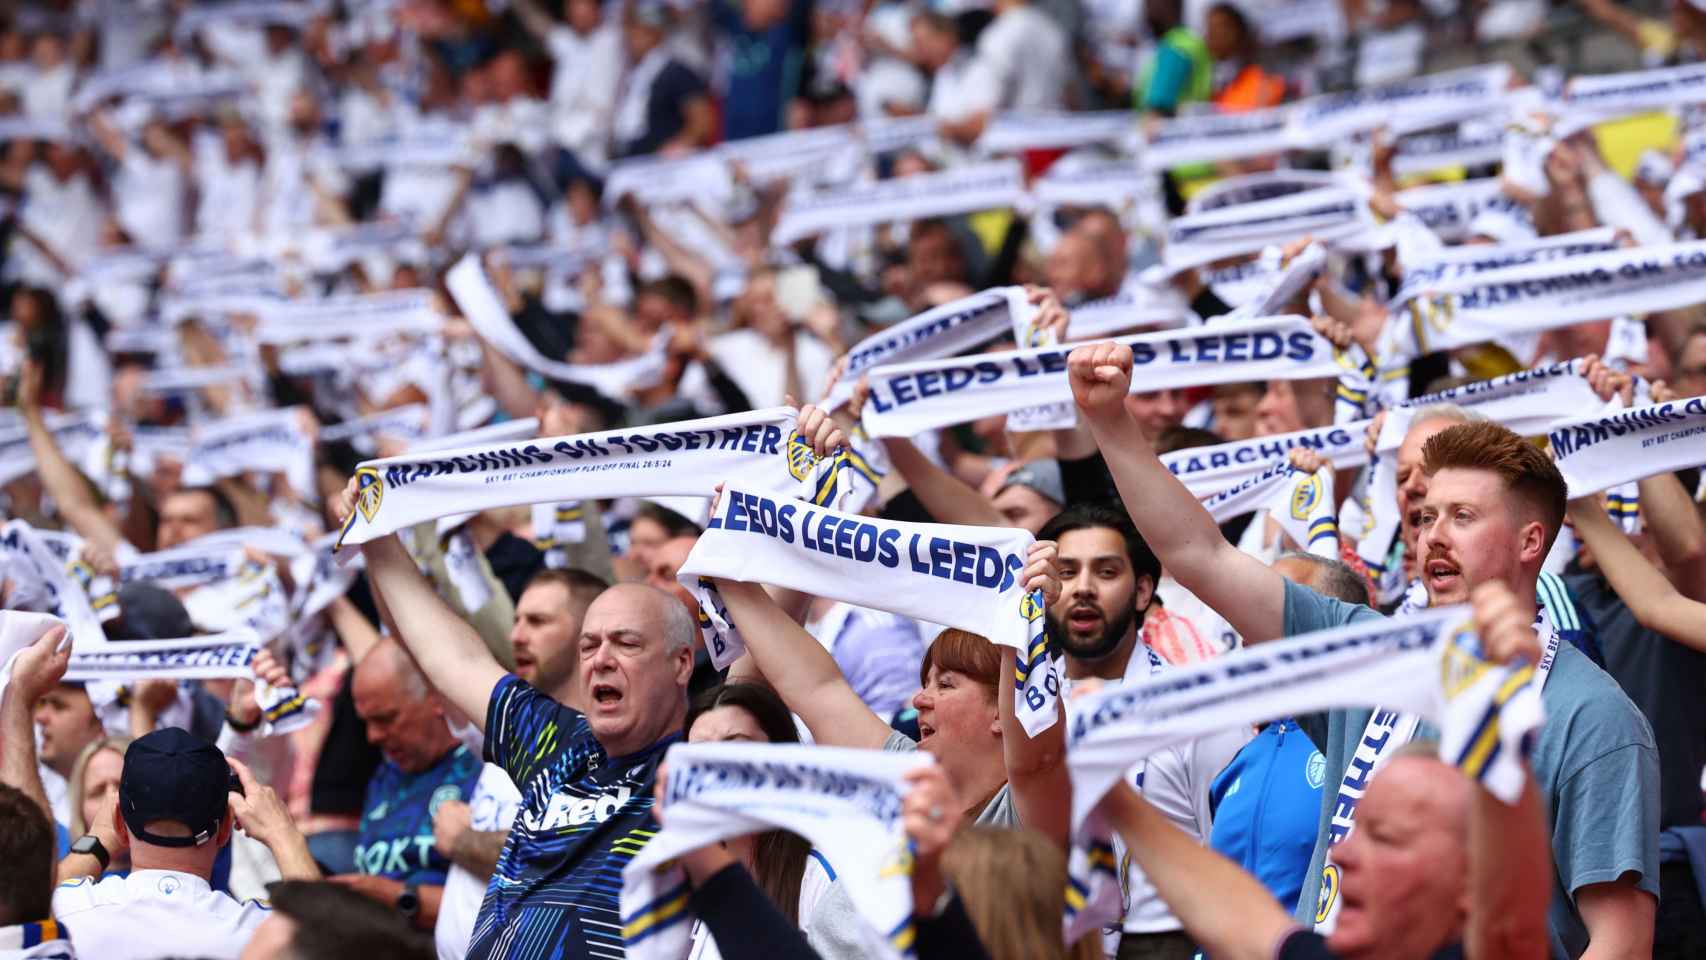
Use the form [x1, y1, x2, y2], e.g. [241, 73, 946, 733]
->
[51, 728, 321, 960]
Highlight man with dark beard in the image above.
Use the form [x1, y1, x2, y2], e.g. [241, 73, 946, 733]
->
[1038, 503, 1251, 960]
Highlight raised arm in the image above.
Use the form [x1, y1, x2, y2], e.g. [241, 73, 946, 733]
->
[0, 626, 68, 818]
[1635, 468, 1706, 601]
[1066, 343, 1288, 642]
[1566, 497, 1706, 650]
[996, 542, 1069, 845]
[1099, 780, 1297, 960]
[711, 578, 894, 750]
[880, 437, 1006, 526]
[342, 482, 506, 731]
[17, 360, 128, 557]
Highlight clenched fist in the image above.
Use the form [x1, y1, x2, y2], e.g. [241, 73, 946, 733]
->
[1067, 342, 1133, 419]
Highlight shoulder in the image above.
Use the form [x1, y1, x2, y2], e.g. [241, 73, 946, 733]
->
[1281, 578, 1382, 636]
[1535, 643, 1656, 781]
[656, 60, 705, 94]
[880, 730, 918, 753]
[50, 875, 122, 916]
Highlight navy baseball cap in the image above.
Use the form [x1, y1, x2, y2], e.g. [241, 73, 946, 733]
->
[119, 728, 230, 848]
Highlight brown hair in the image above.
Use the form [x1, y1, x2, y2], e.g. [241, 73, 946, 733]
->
[919, 628, 1001, 691]
[683, 684, 810, 924]
[70, 736, 132, 837]
[942, 827, 1104, 960]
[1421, 421, 1567, 553]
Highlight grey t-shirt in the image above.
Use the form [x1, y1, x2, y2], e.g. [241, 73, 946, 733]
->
[1281, 579, 1661, 959]
[883, 730, 1017, 827]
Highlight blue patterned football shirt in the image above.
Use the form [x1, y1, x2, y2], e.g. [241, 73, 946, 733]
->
[355, 742, 482, 886]
[467, 675, 678, 959]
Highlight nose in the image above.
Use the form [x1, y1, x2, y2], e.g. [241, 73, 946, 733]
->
[912, 687, 933, 712]
[1158, 390, 1184, 417]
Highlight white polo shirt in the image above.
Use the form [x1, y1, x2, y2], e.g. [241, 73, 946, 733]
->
[53, 869, 268, 960]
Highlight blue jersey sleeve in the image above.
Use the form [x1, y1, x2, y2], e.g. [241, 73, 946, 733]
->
[484, 674, 588, 788]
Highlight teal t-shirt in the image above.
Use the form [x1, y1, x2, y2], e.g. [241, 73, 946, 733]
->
[1281, 579, 1660, 958]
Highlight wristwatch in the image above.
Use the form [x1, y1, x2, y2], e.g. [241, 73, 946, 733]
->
[70, 834, 110, 871]
[396, 883, 421, 922]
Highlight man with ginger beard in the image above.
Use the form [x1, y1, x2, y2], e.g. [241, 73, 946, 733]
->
[1067, 339, 1657, 959]
[1039, 502, 1249, 959]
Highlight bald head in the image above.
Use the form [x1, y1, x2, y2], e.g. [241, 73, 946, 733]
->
[352, 640, 456, 774]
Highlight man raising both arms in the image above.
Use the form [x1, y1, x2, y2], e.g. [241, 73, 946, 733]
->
[1064, 340, 1658, 959]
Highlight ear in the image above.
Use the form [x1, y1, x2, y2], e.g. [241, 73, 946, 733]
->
[217, 806, 235, 847]
[1518, 519, 1548, 567]
[673, 644, 694, 689]
[111, 799, 128, 846]
[1134, 574, 1156, 614]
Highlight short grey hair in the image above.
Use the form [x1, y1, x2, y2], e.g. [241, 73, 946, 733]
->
[1407, 403, 1489, 433]
[1275, 551, 1371, 607]
[655, 589, 696, 653]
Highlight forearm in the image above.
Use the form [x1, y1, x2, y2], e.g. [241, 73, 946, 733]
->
[1103, 782, 1295, 960]
[267, 830, 323, 881]
[1082, 407, 1281, 640]
[0, 694, 50, 817]
[416, 884, 444, 930]
[715, 579, 889, 748]
[360, 535, 504, 728]
[878, 438, 1004, 527]
[1635, 472, 1706, 600]
[327, 595, 382, 663]
[1468, 776, 1549, 960]
[998, 651, 1069, 846]
[23, 411, 124, 552]
[450, 828, 509, 878]
[478, 339, 542, 420]
[1569, 503, 1706, 649]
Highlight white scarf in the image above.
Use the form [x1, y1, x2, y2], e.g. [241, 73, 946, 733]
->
[532, 501, 588, 567]
[175, 525, 311, 559]
[1392, 227, 1623, 310]
[1142, 105, 1294, 171]
[1201, 463, 1339, 557]
[181, 408, 316, 500]
[977, 111, 1135, 155]
[1548, 394, 1706, 497]
[1372, 359, 1608, 455]
[117, 544, 249, 592]
[1164, 188, 1373, 273]
[1063, 607, 1544, 944]
[1221, 242, 1328, 321]
[0, 411, 106, 487]
[1032, 159, 1156, 210]
[1314, 606, 1560, 932]
[1064, 279, 1198, 340]
[824, 287, 1030, 410]
[135, 364, 258, 395]
[773, 161, 1026, 246]
[445, 254, 667, 399]
[336, 408, 851, 555]
[1186, 171, 1344, 215]
[860, 315, 1345, 439]
[1385, 177, 1529, 245]
[1158, 420, 1373, 498]
[62, 629, 263, 682]
[1391, 121, 1505, 178]
[1392, 240, 1706, 357]
[0, 520, 108, 648]
[1285, 65, 1511, 146]
[620, 743, 930, 960]
[717, 124, 863, 187]
[319, 404, 432, 450]
[182, 559, 293, 639]
[680, 484, 1058, 736]
[335, 132, 476, 172]
[1562, 62, 1706, 115]
[604, 151, 732, 209]
[254, 290, 442, 345]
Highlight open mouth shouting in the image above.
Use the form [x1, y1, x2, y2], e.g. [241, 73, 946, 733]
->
[1066, 604, 1104, 634]
[1425, 556, 1462, 596]
[590, 682, 624, 713]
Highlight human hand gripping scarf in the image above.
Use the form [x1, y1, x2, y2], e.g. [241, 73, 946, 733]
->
[621, 743, 932, 960]
[679, 485, 1060, 737]
[1061, 607, 1544, 945]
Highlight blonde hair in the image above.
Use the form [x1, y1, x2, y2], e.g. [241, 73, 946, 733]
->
[69, 736, 132, 837]
[942, 827, 1103, 960]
